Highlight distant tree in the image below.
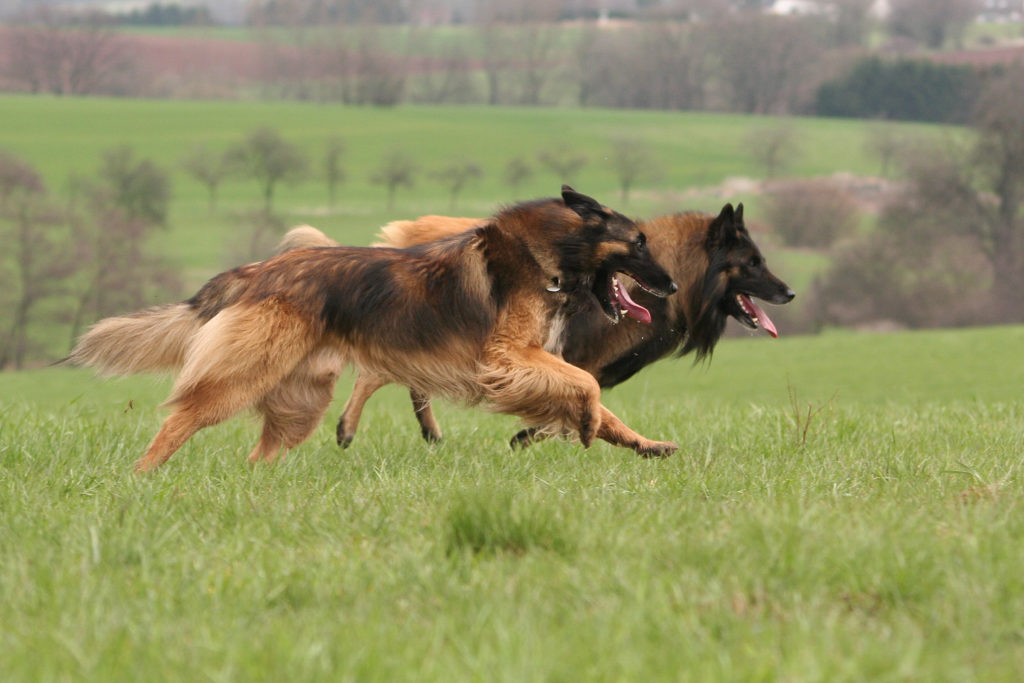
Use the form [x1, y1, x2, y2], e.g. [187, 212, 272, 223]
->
[746, 124, 801, 178]
[370, 150, 416, 209]
[3, 8, 131, 96]
[515, 23, 560, 106]
[609, 137, 658, 203]
[66, 150, 180, 345]
[323, 137, 346, 208]
[576, 24, 708, 111]
[815, 57, 980, 123]
[764, 181, 860, 248]
[503, 158, 534, 198]
[227, 127, 308, 213]
[712, 14, 825, 114]
[888, 0, 978, 48]
[181, 144, 231, 213]
[224, 210, 288, 266]
[810, 65, 1024, 327]
[830, 0, 874, 47]
[538, 145, 588, 186]
[434, 160, 483, 210]
[0, 151, 75, 369]
[409, 35, 478, 104]
[99, 146, 171, 226]
[864, 122, 903, 177]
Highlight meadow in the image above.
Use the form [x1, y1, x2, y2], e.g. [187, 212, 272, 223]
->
[2, 94, 1019, 679]
[1, 324, 1023, 680]
[0, 94, 950, 279]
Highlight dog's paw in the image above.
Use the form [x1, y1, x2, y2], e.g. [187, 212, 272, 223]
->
[636, 440, 677, 458]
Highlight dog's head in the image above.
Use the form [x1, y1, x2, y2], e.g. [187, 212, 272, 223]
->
[704, 202, 794, 338]
[559, 186, 677, 324]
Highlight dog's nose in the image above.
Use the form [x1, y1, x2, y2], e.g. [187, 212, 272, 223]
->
[668, 281, 678, 294]
[784, 288, 795, 302]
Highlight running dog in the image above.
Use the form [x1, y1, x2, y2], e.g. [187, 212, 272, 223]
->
[69, 188, 679, 471]
[328, 203, 795, 447]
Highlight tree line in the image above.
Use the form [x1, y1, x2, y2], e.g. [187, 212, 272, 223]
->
[0, 0, 997, 122]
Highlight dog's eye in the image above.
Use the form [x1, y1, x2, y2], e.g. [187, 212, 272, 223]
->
[634, 234, 646, 251]
[747, 256, 761, 268]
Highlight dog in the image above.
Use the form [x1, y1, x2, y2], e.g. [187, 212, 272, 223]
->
[69, 187, 679, 472]
[326, 203, 795, 448]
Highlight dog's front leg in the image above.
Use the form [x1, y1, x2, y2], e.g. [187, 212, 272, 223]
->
[595, 406, 677, 457]
[480, 345, 603, 447]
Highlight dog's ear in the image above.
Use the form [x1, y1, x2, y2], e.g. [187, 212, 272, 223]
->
[561, 185, 604, 220]
[708, 202, 738, 247]
[734, 202, 744, 223]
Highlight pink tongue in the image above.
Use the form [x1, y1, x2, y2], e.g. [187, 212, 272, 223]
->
[615, 277, 652, 323]
[741, 294, 778, 338]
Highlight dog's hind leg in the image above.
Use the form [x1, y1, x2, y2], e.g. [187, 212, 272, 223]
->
[134, 302, 319, 473]
[337, 371, 386, 448]
[595, 406, 677, 457]
[250, 348, 342, 463]
[410, 389, 442, 443]
[509, 427, 549, 449]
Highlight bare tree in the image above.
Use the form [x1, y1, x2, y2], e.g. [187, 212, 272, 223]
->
[888, 0, 978, 48]
[475, 23, 515, 106]
[812, 65, 1024, 326]
[181, 144, 231, 213]
[409, 34, 478, 104]
[864, 122, 903, 178]
[434, 160, 483, 210]
[503, 157, 534, 198]
[227, 127, 308, 213]
[538, 145, 588, 186]
[66, 151, 180, 347]
[609, 137, 658, 204]
[323, 137, 346, 208]
[515, 22, 560, 106]
[965, 64, 1024, 312]
[0, 151, 75, 369]
[831, 0, 874, 47]
[712, 14, 826, 114]
[370, 150, 416, 209]
[3, 8, 131, 96]
[746, 124, 802, 178]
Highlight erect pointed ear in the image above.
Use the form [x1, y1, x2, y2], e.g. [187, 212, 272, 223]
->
[734, 202, 744, 223]
[708, 202, 738, 247]
[561, 185, 604, 219]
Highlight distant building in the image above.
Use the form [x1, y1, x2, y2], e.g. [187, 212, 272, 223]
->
[979, 0, 1023, 22]
[767, 0, 823, 15]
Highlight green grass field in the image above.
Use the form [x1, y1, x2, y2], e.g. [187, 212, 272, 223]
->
[1, 325, 1022, 680]
[1, 94, 1016, 679]
[0, 94, 951, 278]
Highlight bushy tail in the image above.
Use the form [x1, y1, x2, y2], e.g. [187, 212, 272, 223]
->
[274, 224, 339, 254]
[373, 216, 482, 248]
[69, 304, 201, 376]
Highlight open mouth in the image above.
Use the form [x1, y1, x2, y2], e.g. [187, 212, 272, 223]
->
[734, 293, 778, 338]
[598, 272, 671, 324]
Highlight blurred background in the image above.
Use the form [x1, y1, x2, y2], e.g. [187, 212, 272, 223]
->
[0, 0, 1022, 368]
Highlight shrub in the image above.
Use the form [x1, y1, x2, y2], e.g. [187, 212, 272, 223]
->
[764, 181, 860, 249]
[815, 56, 982, 123]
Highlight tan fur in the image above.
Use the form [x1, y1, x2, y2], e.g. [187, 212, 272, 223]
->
[273, 224, 338, 254]
[73, 198, 675, 472]
[374, 216, 481, 248]
[69, 304, 201, 376]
